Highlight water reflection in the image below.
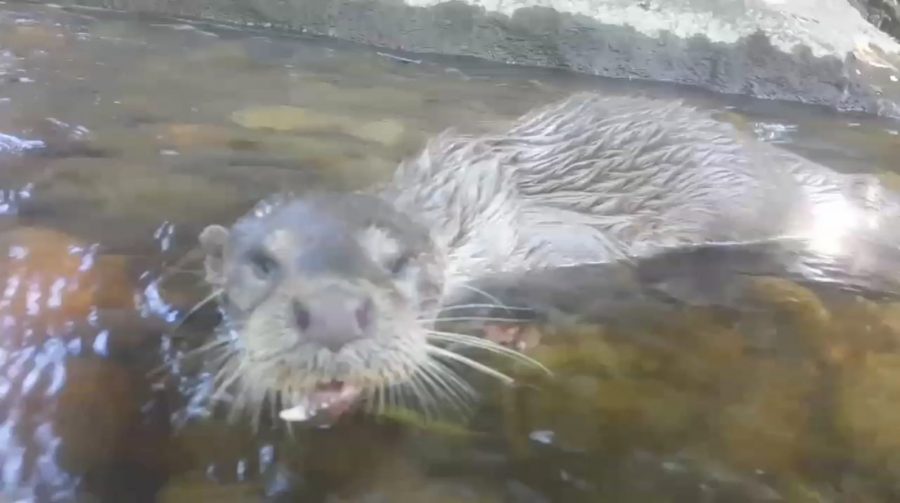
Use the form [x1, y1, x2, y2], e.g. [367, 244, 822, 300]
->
[751, 121, 798, 144]
[0, 1, 899, 502]
[0, 133, 44, 154]
[0, 227, 140, 498]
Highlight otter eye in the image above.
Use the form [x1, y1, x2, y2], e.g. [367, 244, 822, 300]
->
[248, 251, 278, 279]
[387, 253, 412, 276]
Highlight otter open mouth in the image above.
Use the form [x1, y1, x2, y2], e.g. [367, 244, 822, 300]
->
[278, 380, 362, 423]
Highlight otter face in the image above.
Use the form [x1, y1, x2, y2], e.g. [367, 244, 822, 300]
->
[198, 193, 445, 423]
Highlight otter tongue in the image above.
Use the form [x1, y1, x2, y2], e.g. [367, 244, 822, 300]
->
[279, 383, 360, 423]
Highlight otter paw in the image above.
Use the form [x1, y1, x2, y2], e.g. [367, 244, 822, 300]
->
[482, 323, 541, 352]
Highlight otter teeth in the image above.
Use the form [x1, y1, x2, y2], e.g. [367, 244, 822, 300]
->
[279, 401, 316, 422]
[278, 384, 361, 423]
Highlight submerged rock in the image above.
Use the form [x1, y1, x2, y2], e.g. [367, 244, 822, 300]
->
[53, 358, 144, 475]
[231, 106, 348, 134]
[0, 226, 136, 332]
[0, 23, 70, 55]
[346, 119, 407, 148]
[484, 283, 900, 501]
[158, 473, 262, 503]
[230, 105, 410, 148]
[156, 123, 261, 151]
[837, 353, 900, 483]
[716, 359, 818, 474]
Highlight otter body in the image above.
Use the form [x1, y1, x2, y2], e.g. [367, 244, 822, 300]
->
[199, 93, 900, 422]
[382, 94, 897, 296]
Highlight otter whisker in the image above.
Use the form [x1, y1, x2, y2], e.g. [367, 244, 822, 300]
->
[264, 390, 282, 430]
[174, 288, 223, 329]
[425, 345, 515, 385]
[148, 337, 231, 377]
[183, 349, 231, 371]
[202, 349, 236, 374]
[456, 283, 516, 316]
[152, 248, 206, 286]
[180, 344, 233, 374]
[210, 360, 244, 403]
[422, 316, 529, 324]
[226, 380, 246, 421]
[419, 358, 477, 402]
[157, 268, 204, 277]
[370, 382, 381, 416]
[388, 381, 400, 413]
[240, 371, 276, 427]
[385, 369, 415, 414]
[407, 373, 439, 421]
[243, 342, 304, 364]
[376, 382, 386, 416]
[251, 387, 268, 433]
[416, 371, 463, 422]
[174, 337, 232, 360]
[416, 362, 474, 418]
[427, 330, 551, 375]
[411, 368, 448, 410]
[209, 360, 236, 394]
[361, 386, 376, 416]
[151, 349, 229, 386]
[435, 303, 534, 313]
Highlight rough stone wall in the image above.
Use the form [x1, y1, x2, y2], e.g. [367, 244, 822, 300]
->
[850, 0, 900, 41]
[48, 0, 900, 120]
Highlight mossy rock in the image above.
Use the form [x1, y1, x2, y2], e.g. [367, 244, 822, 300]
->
[230, 105, 412, 151]
[157, 472, 263, 503]
[837, 353, 900, 480]
[715, 358, 819, 474]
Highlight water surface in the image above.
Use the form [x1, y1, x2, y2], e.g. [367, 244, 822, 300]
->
[1, 2, 900, 502]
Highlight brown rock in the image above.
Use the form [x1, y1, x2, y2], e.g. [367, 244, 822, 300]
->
[0, 227, 136, 336]
[53, 358, 142, 473]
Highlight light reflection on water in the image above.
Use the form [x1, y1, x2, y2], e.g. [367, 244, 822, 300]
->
[0, 1, 898, 502]
[0, 230, 100, 496]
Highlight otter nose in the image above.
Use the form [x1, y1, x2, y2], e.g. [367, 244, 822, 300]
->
[294, 287, 374, 352]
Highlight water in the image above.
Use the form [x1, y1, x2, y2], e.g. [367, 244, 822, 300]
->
[1, 2, 900, 502]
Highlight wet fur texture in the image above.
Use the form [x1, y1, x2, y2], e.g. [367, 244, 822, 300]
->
[201, 92, 900, 420]
[384, 93, 900, 299]
[199, 194, 449, 421]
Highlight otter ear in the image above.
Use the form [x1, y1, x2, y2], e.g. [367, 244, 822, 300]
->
[199, 224, 229, 285]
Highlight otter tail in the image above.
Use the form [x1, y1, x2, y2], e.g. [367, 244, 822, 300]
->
[637, 167, 900, 307]
[444, 234, 900, 327]
[634, 234, 900, 305]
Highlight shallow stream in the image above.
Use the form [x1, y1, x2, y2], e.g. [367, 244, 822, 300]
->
[2, 2, 900, 502]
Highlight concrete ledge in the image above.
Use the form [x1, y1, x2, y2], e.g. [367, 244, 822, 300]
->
[50, 0, 900, 119]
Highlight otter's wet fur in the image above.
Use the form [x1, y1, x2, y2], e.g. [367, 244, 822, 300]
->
[197, 92, 900, 424]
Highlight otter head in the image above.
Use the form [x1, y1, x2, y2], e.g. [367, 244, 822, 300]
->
[198, 192, 446, 424]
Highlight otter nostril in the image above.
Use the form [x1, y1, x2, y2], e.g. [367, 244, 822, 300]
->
[355, 297, 373, 331]
[293, 300, 311, 331]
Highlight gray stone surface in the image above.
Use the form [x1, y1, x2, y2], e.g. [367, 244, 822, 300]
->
[48, 0, 900, 119]
[850, 0, 900, 41]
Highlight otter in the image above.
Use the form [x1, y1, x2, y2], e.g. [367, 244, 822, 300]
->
[197, 92, 900, 424]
